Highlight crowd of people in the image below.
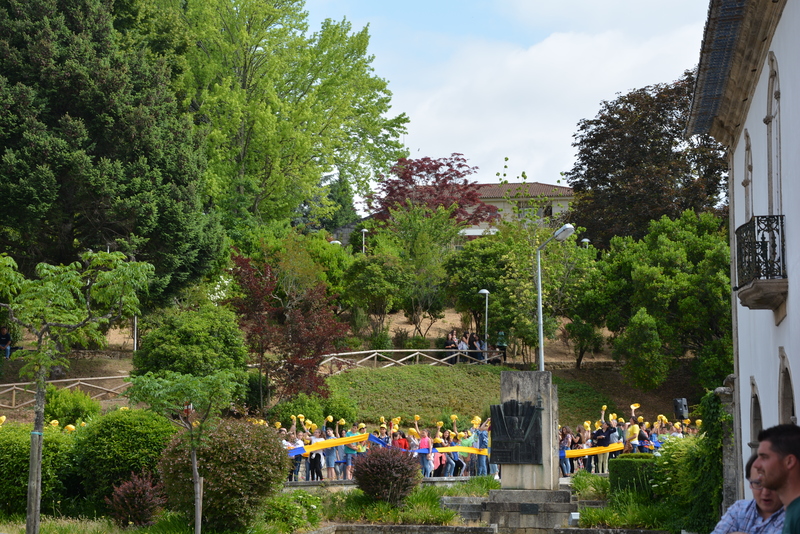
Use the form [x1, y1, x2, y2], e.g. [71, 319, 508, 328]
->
[278, 414, 494, 482]
[558, 404, 701, 477]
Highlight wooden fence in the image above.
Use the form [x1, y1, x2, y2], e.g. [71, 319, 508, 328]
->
[0, 376, 131, 410]
[319, 349, 502, 376]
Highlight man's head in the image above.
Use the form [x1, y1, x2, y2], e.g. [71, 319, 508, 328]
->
[754, 424, 800, 491]
[747, 453, 782, 515]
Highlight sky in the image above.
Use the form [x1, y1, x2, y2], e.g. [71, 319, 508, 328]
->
[305, 0, 711, 186]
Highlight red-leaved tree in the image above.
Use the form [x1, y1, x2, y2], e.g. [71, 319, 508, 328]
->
[367, 153, 499, 224]
[228, 253, 349, 406]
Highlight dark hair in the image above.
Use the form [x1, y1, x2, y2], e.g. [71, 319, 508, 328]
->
[758, 424, 800, 460]
[745, 453, 758, 480]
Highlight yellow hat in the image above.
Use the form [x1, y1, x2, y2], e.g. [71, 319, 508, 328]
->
[274, 421, 282, 429]
[618, 418, 625, 424]
[695, 419, 702, 427]
[0, 415, 6, 425]
[594, 421, 601, 430]
[326, 415, 334, 422]
[436, 421, 444, 427]
[358, 423, 366, 429]
[380, 424, 386, 429]
[609, 413, 617, 421]
[408, 427, 419, 438]
[637, 416, 644, 423]
[675, 422, 682, 428]
[338, 418, 346, 425]
[631, 403, 640, 410]
[297, 414, 305, 421]
[583, 421, 591, 430]
[601, 405, 607, 411]
[433, 437, 443, 444]
[644, 422, 650, 429]
[683, 419, 691, 425]
[50, 420, 59, 427]
[458, 432, 465, 439]
[451, 414, 458, 421]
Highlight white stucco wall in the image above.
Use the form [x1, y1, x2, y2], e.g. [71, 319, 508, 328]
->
[730, 0, 800, 466]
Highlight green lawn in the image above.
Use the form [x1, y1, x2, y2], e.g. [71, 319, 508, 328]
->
[327, 365, 616, 429]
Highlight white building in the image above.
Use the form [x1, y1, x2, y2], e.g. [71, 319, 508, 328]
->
[461, 182, 573, 238]
[688, 0, 797, 496]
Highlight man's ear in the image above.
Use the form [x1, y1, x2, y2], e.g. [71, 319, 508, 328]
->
[784, 453, 799, 472]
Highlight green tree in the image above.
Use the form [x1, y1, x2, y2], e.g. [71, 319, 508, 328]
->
[127, 371, 239, 534]
[0, 251, 152, 534]
[343, 254, 408, 336]
[132, 304, 248, 377]
[384, 203, 465, 337]
[175, 0, 407, 239]
[0, 0, 225, 307]
[592, 210, 732, 389]
[565, 70, 727, 249]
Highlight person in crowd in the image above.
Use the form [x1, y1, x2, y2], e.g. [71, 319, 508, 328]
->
[468, 333, 481, 362]
[0, 326, 11, 359]
[417, 429, 433, 477]
[432, 437, 446, 476]
[712, 453, 784, 534]
[457, 333, 469, 363]
[344, 423, 360, 480]
[473, 417, 490, 476]
[595, 419, 612, 474]
[441, 431, 456, 477]
[452, 432, 467, 476]
[444, 332, 458, 363]
[323, 427, 339, 480]
[754, 424, 800, 533]
[308, 429, 325, 480]
[559, 426, 572, 477]
[377, 423, 390, 444]
[570, 426, 584, 473]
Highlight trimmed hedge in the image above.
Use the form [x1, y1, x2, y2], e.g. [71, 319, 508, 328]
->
[0, 423, 76, 515]
[608, 453, 656, 497]
[72, 409, 176, 506]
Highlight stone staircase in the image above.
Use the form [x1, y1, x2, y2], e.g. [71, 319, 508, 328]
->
[440, 496, 485, 522]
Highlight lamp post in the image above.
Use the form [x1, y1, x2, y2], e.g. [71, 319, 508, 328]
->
[478, 289, 490, 347]
[361, 228, 368, 254]
[536, 223, 575, 371]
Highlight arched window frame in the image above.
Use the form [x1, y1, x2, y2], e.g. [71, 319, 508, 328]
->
[765, 52, 782, 216]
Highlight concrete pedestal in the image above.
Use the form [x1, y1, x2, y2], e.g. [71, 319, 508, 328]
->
[481, 489, 576, 534]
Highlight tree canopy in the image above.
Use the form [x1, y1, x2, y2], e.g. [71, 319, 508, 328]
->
[368, 153, 498, 224]
[564, 71, 727, 249]
[0, 0, 225, 307]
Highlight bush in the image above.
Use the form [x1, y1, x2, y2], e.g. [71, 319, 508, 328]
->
[322, 391, 358, 425]
[392, 328, 409, 349]
[365, 329, 392, 351]
[133, 304, 248, 376]
[0, 423, 76, 515]
[104, 472, 166, 527]
[571, 469, 610, 500]
[73, 409, 176, 506]
[44, 385, 101, 425]
[159, 419, 292, 532]
[608, 454, 655, 497]
[406, 336, 430, 350]
[267, 392, 325, 429]
[244, 370, 272, 413]
[262, 490, 321, 533]
[352, 447, 421, 506]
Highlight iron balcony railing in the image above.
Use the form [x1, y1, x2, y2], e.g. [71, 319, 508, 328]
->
[735, 215, 786, 289]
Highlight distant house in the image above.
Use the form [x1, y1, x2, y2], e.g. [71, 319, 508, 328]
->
[462, 182, 574, 237]
[687, 0, 797, 499]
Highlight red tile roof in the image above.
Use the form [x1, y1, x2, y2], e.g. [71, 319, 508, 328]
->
[477, 182, 573, 199]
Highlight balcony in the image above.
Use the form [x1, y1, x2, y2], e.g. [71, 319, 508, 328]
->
[734, 215, 788, 313]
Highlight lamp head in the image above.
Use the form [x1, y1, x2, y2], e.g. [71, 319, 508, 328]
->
[361, 228, 369, 234]
[554, 223, 575, 242]
[478, 289, 490, 296]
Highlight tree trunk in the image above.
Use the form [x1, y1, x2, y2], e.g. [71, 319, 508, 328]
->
[576, 348, 586, 369]
[26, 366, 47, 534]
[192, 447, 202, 534]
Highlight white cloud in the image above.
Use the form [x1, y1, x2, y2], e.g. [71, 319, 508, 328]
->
[393, 20, 706, 183]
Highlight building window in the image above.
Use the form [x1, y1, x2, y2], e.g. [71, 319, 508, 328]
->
[779, 349, 795, 425]
[750, 390, 763, 456]
[743, 130, 753, 222]
[766, 53, 782, 216]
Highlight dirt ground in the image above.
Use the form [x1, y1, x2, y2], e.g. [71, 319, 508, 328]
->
[1, 317, 702, 425]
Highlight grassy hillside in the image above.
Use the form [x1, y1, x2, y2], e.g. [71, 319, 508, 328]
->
[327, 365, 617, 430]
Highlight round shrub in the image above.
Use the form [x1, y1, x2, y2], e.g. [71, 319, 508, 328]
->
[0, 423, 76, 515]
[267, 392, 324, 429]
[133, 304, 248, 376]
[322, 391, 358, 425]
[159, 418, 291, 532]
[352, 447, 421, 506]
[73, 409, 176, 505]
[44, 385, 101, 425]
[105, 471, 166, 527]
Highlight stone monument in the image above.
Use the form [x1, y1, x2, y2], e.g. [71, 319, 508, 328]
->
[481, 371, 576, 533]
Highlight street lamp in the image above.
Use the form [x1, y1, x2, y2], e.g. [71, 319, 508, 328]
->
[478, 289, 490, 350]
[361, 228, 368, 254]
[581, 238, 590, 248]
[536, 223, 575, 372]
